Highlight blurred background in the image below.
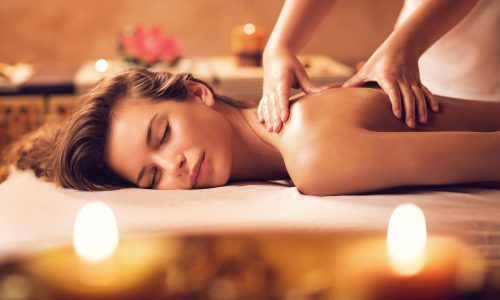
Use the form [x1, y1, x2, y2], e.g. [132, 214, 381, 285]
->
[0, 0, 403, 152]
[0, 0, 402, 66]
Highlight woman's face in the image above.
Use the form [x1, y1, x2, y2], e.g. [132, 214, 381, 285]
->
[105, 87, 233, 190]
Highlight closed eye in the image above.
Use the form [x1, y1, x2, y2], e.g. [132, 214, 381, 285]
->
[148, 122, 168, 189]
[149, 167, 158, 189]
[160, 123, 170, 145]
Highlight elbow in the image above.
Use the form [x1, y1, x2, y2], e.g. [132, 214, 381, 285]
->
[293, 174, 349, 196]
[296, 185, 339, 196]
[289, 153, 352, 196]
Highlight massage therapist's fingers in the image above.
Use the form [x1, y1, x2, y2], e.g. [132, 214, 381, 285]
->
[257, 96, 266, 123]
[262, 96, 272, 131]
[271, 93, 283, 132]
[271, 85, 289, 133]
[341, 73, 364, 88]
[411, 84, 428, 124]
[398, 81, 416, 129]
[378, 78, 402, 120]
[421, 84, 439, 112]
[277, 82, 291, 123]
[266, 94, 276, 131]
[295, 64, 322, 94]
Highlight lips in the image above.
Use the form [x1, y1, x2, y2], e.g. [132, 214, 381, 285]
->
[190, 152, 205, 188]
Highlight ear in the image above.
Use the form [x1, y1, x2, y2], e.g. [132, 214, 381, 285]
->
[185, 80, 215, 107]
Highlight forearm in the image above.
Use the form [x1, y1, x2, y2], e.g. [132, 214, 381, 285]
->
[385, 0, 479, 57]
[265, 0, 336, 54]
[361, 130, 500, 190]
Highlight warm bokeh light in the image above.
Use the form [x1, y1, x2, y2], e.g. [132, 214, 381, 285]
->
[387, 203, 427, 276]
[243, 23, 256, 35]
[73, 202, 119, 263]
[95, 59, 108, 73]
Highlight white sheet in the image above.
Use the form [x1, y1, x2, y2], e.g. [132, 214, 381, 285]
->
[1, 170, 499, 267]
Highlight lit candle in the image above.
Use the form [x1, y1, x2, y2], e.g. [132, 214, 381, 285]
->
[387, 203, 427, 276]
[73, 202, 119, 286]
[95, 59, 109, 73]
[0, 204, 492, 299]
[335, 203, 488, 300]
[231, 23, 267, 67]
[24, 202, 176, 298]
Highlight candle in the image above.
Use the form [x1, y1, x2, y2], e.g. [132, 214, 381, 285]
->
[335, 204, 488, 300]
[0, 204, 494, 299]
[231, 23, 267, 67]
[387, 204, 427, 276]
[95, 59, 109, 73]
[23, 202, 177, 299]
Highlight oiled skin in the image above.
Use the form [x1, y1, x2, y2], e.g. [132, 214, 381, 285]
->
[252, 87, 500, 196]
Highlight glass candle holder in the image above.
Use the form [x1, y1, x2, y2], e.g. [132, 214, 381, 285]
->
[231, 23, 267, 67]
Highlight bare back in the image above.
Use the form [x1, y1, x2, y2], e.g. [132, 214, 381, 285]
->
[266, 87, 500, 195]
[283, 87, 500, 136]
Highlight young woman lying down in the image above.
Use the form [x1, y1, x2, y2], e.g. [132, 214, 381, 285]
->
[1, 68, 499, 196]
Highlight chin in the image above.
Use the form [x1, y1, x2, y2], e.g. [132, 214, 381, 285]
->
[210, 169, 231, 188]
[210, 158, 232, 188]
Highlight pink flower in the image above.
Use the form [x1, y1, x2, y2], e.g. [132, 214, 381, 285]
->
[119, 24, 183, 65]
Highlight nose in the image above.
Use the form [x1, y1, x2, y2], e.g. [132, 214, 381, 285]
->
[152, 152, 186, 176]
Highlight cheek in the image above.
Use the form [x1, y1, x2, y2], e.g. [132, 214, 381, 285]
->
[185, 114, 233, 186]
[176, 110, 228, 147]
[174, 108, 233, 186]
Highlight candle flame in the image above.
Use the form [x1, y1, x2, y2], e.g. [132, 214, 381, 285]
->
[387, 204, 427, 276]
[95, 59, 108, 73]
[243, 23, 256, 35]
[73, 202, 119, 263]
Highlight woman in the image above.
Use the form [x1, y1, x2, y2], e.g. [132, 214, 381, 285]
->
[1, 68, 499, 196]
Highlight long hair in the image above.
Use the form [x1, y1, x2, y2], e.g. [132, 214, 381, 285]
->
[0, 68, 246, 191]
[0, 116, 62, 183]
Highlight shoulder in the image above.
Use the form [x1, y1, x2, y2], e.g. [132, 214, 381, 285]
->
[286, 87, 388, 123]
[278, 87, 387, 146]
[277, 87, 387, 196]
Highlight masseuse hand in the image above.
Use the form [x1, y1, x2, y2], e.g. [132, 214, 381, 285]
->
[258, 46, 324, 132]
[342, 44, 439, 129]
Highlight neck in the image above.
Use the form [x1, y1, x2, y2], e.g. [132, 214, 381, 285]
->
[214, 101, 289, 182]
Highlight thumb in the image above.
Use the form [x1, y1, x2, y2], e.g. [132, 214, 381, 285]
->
[295, 65, 322, 94]
[342, 73, 365, 88]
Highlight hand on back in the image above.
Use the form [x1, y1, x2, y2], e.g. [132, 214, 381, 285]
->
[342, 44, 439, 128]
[258, 46, 324, 133]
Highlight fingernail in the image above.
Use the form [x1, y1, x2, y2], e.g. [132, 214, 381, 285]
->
[420, 116, 428, 124]
[395, 108, 401, 119]
[266, 123, 272, 131]
[408, 119, 415, 129]
[433, 104, 439, 112]
[280, 110, 286, 122]
[273, 121, 278, 132]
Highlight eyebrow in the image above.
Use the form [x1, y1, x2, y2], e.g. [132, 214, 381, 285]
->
[135, 113, 159, 186]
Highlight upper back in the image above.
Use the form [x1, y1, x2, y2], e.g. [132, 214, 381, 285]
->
[277, 87, 392, 148]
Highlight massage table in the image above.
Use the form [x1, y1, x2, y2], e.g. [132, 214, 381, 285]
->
[1, 169, 499, 271]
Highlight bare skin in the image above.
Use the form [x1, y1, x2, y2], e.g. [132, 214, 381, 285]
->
[106, 83, 500, 196]
[248, 87, 500, 195]
[260, 0, 479, 131]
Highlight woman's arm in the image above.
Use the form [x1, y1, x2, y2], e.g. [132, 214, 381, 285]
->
[266, 0, 336, 54]
[259, 0, 336, 133]
[387, 0, 480, 58]
[282, 88, 500, 196]
[293, 129, 500, 196]
[343, 0, 480, 128]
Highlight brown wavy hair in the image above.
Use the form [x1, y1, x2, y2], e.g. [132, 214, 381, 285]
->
[0, 68, 246, 191]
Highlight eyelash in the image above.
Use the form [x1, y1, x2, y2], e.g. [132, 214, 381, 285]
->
[160, 123, 170, 145]
[149, 167, 158, 189]
[149, 123, 170, 188]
